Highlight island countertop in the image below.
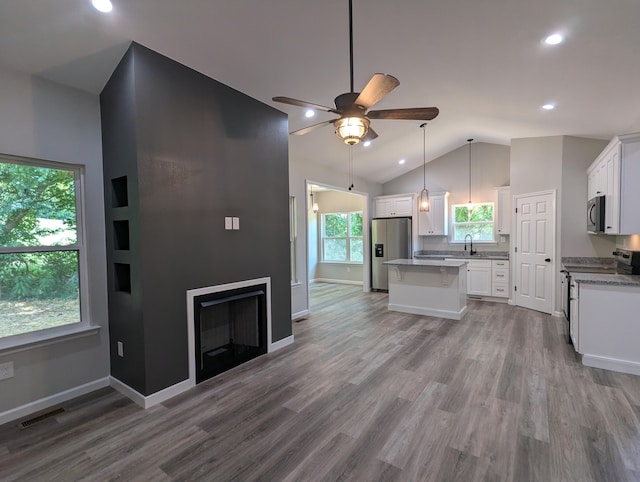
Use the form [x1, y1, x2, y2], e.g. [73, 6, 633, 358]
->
[384, 258, 468, 268]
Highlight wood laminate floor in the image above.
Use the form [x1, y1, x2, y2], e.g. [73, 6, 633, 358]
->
[2, 283, 640, 481]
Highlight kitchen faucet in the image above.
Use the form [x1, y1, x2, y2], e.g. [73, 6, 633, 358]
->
[464, 234, 476, 255]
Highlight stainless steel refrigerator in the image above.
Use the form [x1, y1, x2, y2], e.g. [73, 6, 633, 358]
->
[371, 217, 412, 291]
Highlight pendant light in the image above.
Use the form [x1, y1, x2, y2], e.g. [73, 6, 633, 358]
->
[419, 123, 430, 212]
[467, 138, 474, 218]
[310, 186, 319, 213]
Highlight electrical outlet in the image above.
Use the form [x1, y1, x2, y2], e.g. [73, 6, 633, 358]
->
[0, 361, 14, 381]
[117, 341, 124, 357]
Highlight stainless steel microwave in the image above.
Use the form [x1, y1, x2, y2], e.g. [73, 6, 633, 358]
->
[587, 195, 605, 233]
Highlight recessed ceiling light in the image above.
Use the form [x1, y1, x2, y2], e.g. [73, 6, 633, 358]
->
[305, 109, 315, 118]
[363, 140, 371, 147]
[398, 159, 406, 165]
[542, 103, 556, 110]
[92, 0, 113, 12]
[544, 33, 563, 45]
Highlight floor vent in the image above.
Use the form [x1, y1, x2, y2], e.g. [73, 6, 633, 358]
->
[17, 407, 65, 429]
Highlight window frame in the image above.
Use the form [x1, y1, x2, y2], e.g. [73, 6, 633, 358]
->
[289, 196, 299, 285]
[320, 210, 364, 264]
[450, 202, 496, 244]
[0, 154, 91, 346]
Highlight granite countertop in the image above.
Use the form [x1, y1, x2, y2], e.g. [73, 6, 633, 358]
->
[572, 272, 640, 287]
[385, 258, 468, 268]
[414, 250, 509, 260]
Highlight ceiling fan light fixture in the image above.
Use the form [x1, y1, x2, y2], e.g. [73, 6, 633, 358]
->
[334, 116, 369, 145]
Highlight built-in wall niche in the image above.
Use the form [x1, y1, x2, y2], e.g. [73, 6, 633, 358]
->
[113, 220, 130, 250]
[111, 176, 129, 208]
[114, 263, 132, 293]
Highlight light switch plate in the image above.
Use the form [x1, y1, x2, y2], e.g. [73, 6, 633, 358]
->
[232, 217, 240, 230]
[224, 217, 233, 230]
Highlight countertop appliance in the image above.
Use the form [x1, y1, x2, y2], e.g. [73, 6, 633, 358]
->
[371, 217, 412, 292]
[561, 248, 640, 345]
[587, 195, 605, 233]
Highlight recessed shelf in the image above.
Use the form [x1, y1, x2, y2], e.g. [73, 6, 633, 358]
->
[111, 176, 128, 208]
[114, 263, 131, 293]
[113, 220, 130, 251]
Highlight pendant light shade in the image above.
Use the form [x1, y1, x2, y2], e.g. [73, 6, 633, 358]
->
[419, 123, 430, 212]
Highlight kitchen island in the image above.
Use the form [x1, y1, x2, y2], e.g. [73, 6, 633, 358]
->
[384, 259, 468, 320]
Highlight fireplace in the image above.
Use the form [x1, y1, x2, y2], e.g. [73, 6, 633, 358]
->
[187, 277, 272, 384]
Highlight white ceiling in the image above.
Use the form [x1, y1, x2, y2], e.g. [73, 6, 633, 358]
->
[2, 0, 640, 184]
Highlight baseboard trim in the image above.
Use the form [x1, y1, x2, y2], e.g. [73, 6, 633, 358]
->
[109, 376, 195, 409]
[270, 334, 294, 352]
[388, 303, 467, 321]
[313, 278, 363, 286]
[0, 377, 110, 425]
[582, 354, 640, 376]
[292, 309, 309, 322]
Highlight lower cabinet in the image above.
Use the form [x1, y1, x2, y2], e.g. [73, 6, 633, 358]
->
[491, 260, 510, 298]
[467, 260, 492, 296]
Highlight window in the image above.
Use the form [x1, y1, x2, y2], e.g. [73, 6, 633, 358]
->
[321, 211, 363, 263]
[0, 156, 86, 340]
[451, 203, 495, 243]
[289, 196, 298, 284]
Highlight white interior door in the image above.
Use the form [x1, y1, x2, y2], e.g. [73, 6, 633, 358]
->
[514, 191, 555, 314]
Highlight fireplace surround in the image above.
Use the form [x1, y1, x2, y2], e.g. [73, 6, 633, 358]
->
[187, 277, 274, 385]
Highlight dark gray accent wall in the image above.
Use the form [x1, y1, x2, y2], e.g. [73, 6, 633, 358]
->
[101, 43, 291, 396]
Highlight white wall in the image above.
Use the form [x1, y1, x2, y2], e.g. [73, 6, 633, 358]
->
[383, 142, 511, 253]
[289, 155, 383, 319]
[0, 67, 109, 417]
[561, 136, 613, 257]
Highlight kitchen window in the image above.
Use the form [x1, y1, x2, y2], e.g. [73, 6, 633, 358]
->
[451, 203, 495, 243]
[321, 211, 363, 263]
[0, 156, 88, 341]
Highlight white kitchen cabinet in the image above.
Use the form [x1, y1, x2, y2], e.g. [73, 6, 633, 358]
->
[418, 191, 449, 236]
[495, 187, 511, 235]
[587, 132, 640, 234]
[569, 280, 579, 350]
[491, 260, 509, 298]
[374, 194, 413, 218]
[467, 259, 492, 296]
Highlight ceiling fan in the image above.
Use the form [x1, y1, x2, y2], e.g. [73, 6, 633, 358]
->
[273, 0, 439, 146]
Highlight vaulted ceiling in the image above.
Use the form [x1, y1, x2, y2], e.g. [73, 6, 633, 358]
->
[1, 0, 639, 183]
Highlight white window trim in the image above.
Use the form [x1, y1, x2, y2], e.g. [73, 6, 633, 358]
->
[449, 202, 496, 244]
[0, 154, 91, 346]
[320, 211, 364, 264]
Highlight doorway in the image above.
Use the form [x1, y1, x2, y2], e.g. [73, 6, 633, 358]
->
[513, 190, 556, 314]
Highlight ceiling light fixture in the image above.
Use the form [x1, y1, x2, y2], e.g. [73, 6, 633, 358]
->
[305, 109, 315, 118]
[363, 140, 371, 147]
[542, 103, 556, 110]
[544, 33, 563, 45]
[91, 0, 113, 13]
[310, 186, 319, 214]
[334, 115, 369, 145]
[419, 123, 430, 212]
[398, 159, 406, 165]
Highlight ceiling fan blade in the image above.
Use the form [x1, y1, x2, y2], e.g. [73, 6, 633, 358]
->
[354, 73, 400, 110]
[290, 119, 335, 136]
[363, 127, 378, 142]
[366, 107, 439, 121]
[272, 96, 338, 114]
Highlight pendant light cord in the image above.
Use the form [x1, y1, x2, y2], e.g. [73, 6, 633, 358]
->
[467, 138, 474, 203]
[421, 123, 427, 189]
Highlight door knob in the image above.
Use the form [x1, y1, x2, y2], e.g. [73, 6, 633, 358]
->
[545, 258, 551, 262]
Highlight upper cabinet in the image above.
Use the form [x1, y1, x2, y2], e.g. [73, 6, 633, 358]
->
[495, 186, 511, 235]
[587, 133, 640, 235]
[418, 191, 449, 236]
[374, 194, 414, 218]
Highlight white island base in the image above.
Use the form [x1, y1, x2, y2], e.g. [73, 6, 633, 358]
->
[384, 259, 468, 320]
